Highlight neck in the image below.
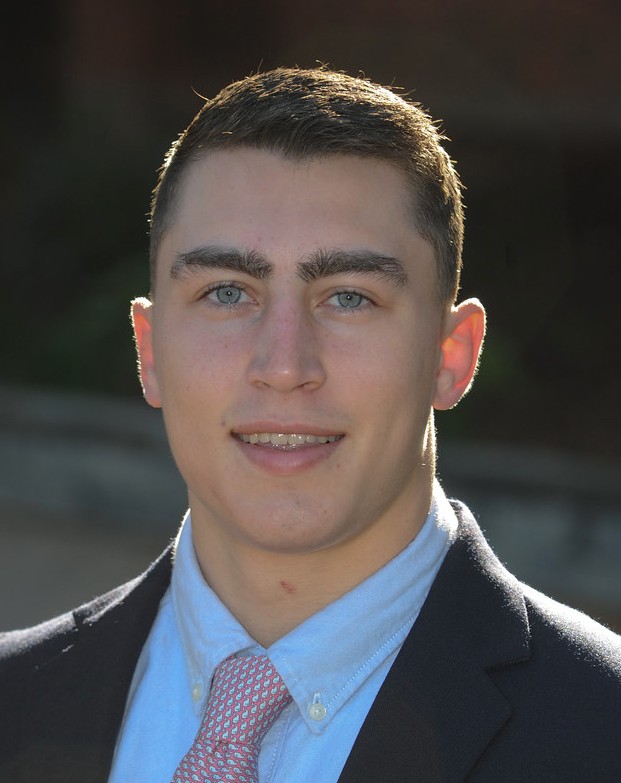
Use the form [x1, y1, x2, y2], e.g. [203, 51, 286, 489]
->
[189, 471, 435, 647]
[194, 542, 373, 647]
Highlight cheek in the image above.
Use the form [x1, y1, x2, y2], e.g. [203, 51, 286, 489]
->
[155, 320, 245, 397]
[368, 349, 438, 452]
[334, 324, 437, 400]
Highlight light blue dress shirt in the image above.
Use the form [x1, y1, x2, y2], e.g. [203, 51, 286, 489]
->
[108, 481, 457, 783]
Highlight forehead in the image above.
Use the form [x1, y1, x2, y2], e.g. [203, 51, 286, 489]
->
[156, 148, 430, 279]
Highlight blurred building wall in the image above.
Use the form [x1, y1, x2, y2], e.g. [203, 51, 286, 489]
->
[0, 385, 619, 632]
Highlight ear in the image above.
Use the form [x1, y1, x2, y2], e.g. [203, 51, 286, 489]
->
[433, 298, 486, 410]
[131, 297, 162, 409]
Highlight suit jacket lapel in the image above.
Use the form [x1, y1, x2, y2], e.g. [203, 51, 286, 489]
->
[338, 506, 531, 783]
[19, 546, 173, 783]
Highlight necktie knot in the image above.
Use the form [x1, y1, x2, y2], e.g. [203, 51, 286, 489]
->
[171, 654, 291, 782]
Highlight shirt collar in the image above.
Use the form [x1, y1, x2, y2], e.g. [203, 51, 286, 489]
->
[171, 522, 256, 713]
[171, 480, 457, 731]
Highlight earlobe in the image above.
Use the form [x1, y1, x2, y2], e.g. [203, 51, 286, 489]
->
[433, 298, 486, 411]
[131, 297, 162, 409]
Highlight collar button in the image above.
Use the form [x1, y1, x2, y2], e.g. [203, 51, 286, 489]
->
[308, 702, 326, 721]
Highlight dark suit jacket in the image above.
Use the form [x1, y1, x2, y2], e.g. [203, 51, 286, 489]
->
[1, 502, 620, 782]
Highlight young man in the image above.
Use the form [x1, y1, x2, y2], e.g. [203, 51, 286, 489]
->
[1, 67, 619, 783]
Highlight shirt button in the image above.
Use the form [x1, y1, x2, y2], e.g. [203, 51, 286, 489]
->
[191, 683, 203, 702]
[308, 702, 327, 721]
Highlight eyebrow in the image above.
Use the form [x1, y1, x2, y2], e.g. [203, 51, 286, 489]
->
[170, 246, 274, 280]
[170, 245, 408, 287]
[298, 249, 408, 287]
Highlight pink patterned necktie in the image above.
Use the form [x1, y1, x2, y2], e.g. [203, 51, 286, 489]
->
[171, 654, 291, 783]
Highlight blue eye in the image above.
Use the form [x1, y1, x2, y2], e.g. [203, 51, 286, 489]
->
[335, 291, 365, 308]
[209, 285, 244, 305]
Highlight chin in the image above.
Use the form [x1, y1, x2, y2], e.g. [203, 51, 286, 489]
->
[243, 517, 340, 555]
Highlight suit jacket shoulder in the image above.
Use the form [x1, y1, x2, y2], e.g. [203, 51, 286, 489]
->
[0, 545, 174, 783]
[338, 501, 621, 783]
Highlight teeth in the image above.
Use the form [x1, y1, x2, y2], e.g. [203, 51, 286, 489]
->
[238, 433, 340, 447]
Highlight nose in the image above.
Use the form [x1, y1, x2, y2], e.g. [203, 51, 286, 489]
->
[247, 302, 327, 393]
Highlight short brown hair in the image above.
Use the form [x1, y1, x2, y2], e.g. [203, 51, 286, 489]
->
[150, 67, 464, 302]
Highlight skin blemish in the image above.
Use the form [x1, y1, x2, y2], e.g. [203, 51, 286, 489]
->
[280, 580, 297, 594]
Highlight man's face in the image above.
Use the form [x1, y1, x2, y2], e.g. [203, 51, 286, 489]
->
[135, 149, 451, 558]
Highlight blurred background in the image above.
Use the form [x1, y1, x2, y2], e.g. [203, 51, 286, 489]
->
[1, 0, 619, 630]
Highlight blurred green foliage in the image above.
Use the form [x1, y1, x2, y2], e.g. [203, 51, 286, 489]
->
[2, 76, 618, 457]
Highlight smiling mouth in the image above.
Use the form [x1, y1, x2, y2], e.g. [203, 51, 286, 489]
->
[237, 432, 343, 448]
